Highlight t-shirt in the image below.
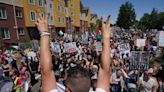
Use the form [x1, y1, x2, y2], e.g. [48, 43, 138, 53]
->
[139, 75, 158, 92]
[50, 88, 106, 92]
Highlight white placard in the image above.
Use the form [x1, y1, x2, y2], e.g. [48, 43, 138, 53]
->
[64, 42, 77, 53]
[136, 39, 146, 47]
[159, 31, 164, 47]
[51, 42, 61, 53]
[118, 43, 130, 55]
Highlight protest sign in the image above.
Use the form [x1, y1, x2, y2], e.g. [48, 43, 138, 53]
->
[31, 40, 39, 52]
[118, 43, 130, 55]
[64, 42, 77, 53]
[51, 42, 61, 53]
[136, 39, 146, 47]
[129, 51, 149, 71]
[95, 42, 102, 51]
[82, 32, 89, 43]
[159, 31, 164, 47]
[18, 43, 25, 50]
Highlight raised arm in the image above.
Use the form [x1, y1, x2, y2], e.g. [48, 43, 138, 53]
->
[36, 14, 56, 92]
[97, 16, 111, 92]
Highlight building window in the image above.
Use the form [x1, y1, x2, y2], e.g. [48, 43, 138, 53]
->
[70, 4, 73, 8]
[1, 28, 10, 39]
[38, 0, 43, 7]
[50, 16, 53, 21]
[58, 6, 60, 12]
[58, 0, 64, 2]
[30, 11, 36, 21]
[29, 0, 35, 5]
[62, 7, 65, 13]
[71, 12, 74, 16]
[0, 8, 7, 19]
[63, 17, 65, 23]
[18, 28, 24, 36]
[49, 4, 52, 8]
[16, 10, 22, 17]
[58, 17, 61, 23]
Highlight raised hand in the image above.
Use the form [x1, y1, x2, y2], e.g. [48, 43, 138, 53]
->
[97, 15, 111, 92]
[35, 14, 49, 32]
[36, 14, 57, 92]
[101, 15, 111, 39]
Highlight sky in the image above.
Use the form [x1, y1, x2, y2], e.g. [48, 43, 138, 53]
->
[81, 0, 164, 24]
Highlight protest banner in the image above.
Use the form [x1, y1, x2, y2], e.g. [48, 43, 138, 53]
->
[64, 42, 77, 53]
[118, 43, 130, 55]
[51, 42, 61, 53]
[129, 51, 149, 71]
[136, 39, 146, 47]
[159, 31, 164, 47]
[95, 42, 102, 51]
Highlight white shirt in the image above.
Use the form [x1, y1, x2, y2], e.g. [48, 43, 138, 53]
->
[139, 75, 158, 92]
[27, 51, 37, 61]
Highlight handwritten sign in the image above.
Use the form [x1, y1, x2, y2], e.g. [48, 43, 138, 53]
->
[31, 40, 39, 52]
[95, 42, 102, 51]
[51, 42, 61, 53]
[18, 43, 25, 50]
[129, 51, 149, 71]
[118, 43, 130, 55]
[136, 39, 146, 47]
[64, 42, 77, 53]
[159, 31, 164, 47]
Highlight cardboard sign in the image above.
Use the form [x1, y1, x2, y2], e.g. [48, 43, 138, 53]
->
[129, 51, 149, 71]
[51, 42, 61, 53]
[159, 31, 164, 47]
[118, 43, 130, 55]
[95, 42, 102, 51]
[136, 39, 146, 47]
[64, 42, 77, 53]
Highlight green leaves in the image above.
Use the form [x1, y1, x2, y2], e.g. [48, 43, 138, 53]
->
[138, 8, 164, 30]
[116, 1, 136, 29]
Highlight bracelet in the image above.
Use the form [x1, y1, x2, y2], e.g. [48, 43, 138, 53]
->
[40, 31, 50, 36]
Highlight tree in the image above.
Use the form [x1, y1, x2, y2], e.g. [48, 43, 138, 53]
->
[149, 8, 158, 29]
[116, 1, 136, 29]
[138, 13, 151, 31]
[89, 19, 102, 31]
[90, 23, 97, 31]
[97, 19, 102, 29]
[138, 8, 164, 30]
[158, 12, 164, 29]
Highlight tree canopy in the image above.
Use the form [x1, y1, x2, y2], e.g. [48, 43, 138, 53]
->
[116, 1, 136, 29]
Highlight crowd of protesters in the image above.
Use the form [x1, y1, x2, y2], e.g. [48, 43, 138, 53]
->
[0, 16, 164, 92]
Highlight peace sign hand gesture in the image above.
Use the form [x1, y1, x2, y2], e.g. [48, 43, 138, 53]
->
[101, 15, 111, 39]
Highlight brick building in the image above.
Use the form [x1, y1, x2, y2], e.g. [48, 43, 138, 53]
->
[0, 0, 29, 44]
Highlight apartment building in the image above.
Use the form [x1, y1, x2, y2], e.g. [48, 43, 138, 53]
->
[20, 0, 45, 40]
[0, 0, 29, 44]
